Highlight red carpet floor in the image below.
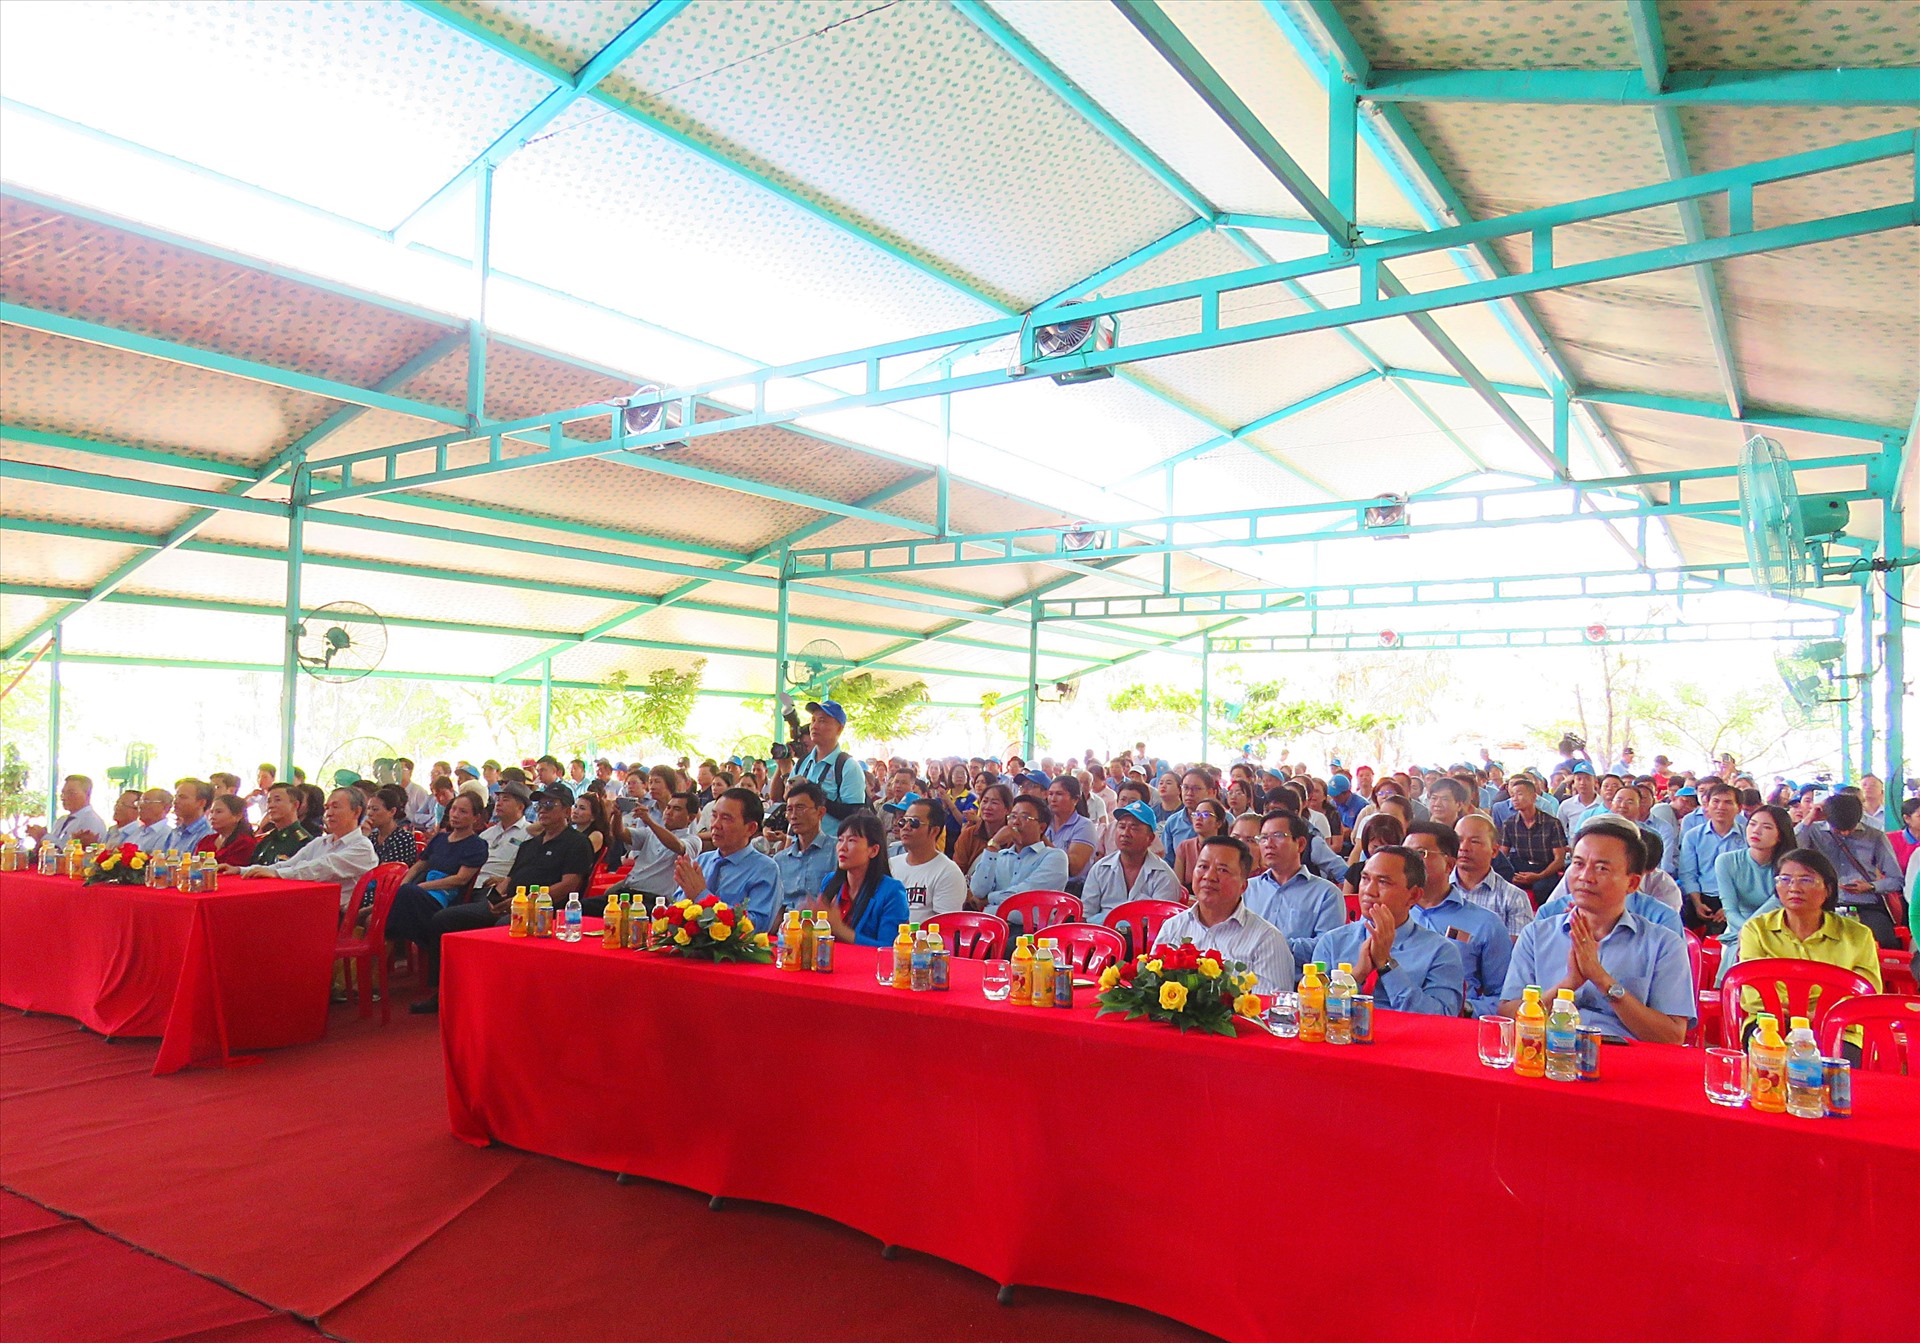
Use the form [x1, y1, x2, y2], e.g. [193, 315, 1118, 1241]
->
[1, 998, 1215, 1343]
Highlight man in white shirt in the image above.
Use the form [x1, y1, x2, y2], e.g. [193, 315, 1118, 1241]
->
[1153, 835, 1295, 995]
[396, 758, 437, 829]
[237, 786, 378, 911]
[472, 783, 534, 900]
[1080, 801, 1178, 919]
[163, 779, 214, 852]
[28, 774, 106, 849]
[610, 790, 698, 902]
[1451, 814, 1534, 936]
[119, 788, 176, 853]
[891, 796, 968, 923]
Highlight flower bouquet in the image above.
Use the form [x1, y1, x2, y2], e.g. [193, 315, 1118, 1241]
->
[85, 842, 149, 886]
[1095, 938, 1262, 1037]
[650, 895, 772, 964]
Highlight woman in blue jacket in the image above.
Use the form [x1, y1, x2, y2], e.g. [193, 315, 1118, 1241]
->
[810, 812, 909, 947]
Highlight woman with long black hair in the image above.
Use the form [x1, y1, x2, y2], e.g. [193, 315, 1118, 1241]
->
[806, 812, 908, 947]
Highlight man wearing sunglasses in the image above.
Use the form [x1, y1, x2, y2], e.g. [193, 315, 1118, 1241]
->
[891, 795, 967, 924]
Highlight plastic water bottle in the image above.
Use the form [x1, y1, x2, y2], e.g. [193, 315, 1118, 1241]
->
[560, 892, 583, 942]
[1545, 989, 1580, 1081]
[1326, 962, 1356, 1044]
[1784, 1016, 1825, 1118]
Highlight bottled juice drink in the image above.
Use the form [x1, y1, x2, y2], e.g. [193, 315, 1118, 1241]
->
[0, 837, 16, 871]
[510, 886, 530, 937]
[64, 840, 83, 877]
[1326, 963, 1356, 1044]
[647, 897, 667, 948]
[1010, 935, 1034, 1005]
[533, 889, 554, 938]
[910, 930, 932, 991]
[812, 918, 834, 972]
[1297, 963, 1326, 1042]
[1545, 989, 1580, 1081]
[782, 912, 805, 970]
[38, 841, 58, 875]
[1031, 939, 1055, 1007]
[892, 922, 914, 988]
[801, 913, 817, 971]
[602, 895, 625, 949]
[1514, 986, 1547, 1077]
[1747, 1014, 1787, 1113]
[1785, 1016, 1824, 1118]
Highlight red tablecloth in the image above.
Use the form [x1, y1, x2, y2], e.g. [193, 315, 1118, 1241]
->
[442, 928, 1919, 1343]
[0, 870, 340, 1075]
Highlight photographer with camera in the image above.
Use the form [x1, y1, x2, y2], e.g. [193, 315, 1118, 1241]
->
[787, 698, 868, 838]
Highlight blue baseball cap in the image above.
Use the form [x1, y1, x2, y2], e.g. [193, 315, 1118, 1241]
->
[805, 699, 847, 726]
[1020, 771, 1050, 788]
[1572, 761, 1595, 775]
[882, 791, 922, 814]
[1328, 775, 1352, 797]
[1116, 800, 1158, 832]
[1676, 785, 1698, 798]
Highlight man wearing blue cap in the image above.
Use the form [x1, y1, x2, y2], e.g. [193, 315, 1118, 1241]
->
[1327, 773, 1365, 830]
[791, 699, 867, 838]
[1081, 801, 1178, 919]
[1558, 763, 1603, 834]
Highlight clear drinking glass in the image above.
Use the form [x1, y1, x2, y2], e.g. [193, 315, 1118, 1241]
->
[981, 959, 1012, 1001]
[876, 947, 895, 986]
[1477, 1014, 1516, 1069]
[1704, 1048, 1748, 1107]
[1267, 991, 1299, 1038]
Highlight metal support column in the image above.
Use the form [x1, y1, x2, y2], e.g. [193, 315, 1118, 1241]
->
[468, 162, 493, 425]
[1198, 637, 1211, 762]
[1859, 580, 1876, 775]
[1838, 640, 1853, 782]
[1883, 541, 1907, 829]
[539, 657, 553, 756]
[937, 363, 952, 536]
[774, 557, 791, 744]
[278, 481, 304, 775]
[46, 624, 61, 805]
[1023, 601, 1039, 759]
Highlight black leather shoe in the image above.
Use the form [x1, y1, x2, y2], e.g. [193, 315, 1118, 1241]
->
[409, 994, 439, 1015]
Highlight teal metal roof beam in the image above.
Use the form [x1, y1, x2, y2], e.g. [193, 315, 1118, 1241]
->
[1359, 68, 1920, 107]
[0, 330, 467, 660]
[1628, 0, 1744, 420]
[390, 2, 691, 239]
[1004, 614, 1250, 706]
[1213, 618, 1844, 653]
[1116, 372, 1385, 483]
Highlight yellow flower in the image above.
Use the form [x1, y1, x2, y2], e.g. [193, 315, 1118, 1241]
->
[713, 902, 729, 915]
[1158, 981, 1188, 1012]
[1235, 972, 1257, 993]
[673, 929, 691, 946]
[1145, 959, 1163, 974]
[1198, 957, 1222, 978]
[752, 932, 771, 948]
[653, 917, 670, 932]
[1097, 965, 1120, 991]
[710, 921, 733, 941]
[1233, 993, 1262, 1017]
[737, 916, 754, 936]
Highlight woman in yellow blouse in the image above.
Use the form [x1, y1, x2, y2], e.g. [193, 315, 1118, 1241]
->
[1736, 848, 1881, 1034]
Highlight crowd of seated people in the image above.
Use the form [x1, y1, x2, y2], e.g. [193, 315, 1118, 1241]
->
[24, 701, 1913, 1039]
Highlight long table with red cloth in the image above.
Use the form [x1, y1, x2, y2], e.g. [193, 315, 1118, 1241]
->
[442, 928, 1918, 1343]
[0, 870, 340, 1075]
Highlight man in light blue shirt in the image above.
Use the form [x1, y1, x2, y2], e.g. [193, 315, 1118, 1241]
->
[1311, 847, 1464, 1017]
[1080, 802, 1178, 918]
[1678, 783, 1745, 924]
[1404, 822, 1511, 1017]
[1556, 765, 1602, 835]
[967, 795, 1068, 915]
[772, 781, 837, 914]
[118, 788, 175, 853]
[1244, 812, 1345, 966]
[1450, 815, 1534, 936]
[1500, 820, 1693, 1043]
[162, 778, 214, 852]
[1535, 885, 1683, 933]
[791, 700, 866, 839]
[675, 788, 782, 932]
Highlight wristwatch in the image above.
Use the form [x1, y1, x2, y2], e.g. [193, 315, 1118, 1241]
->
[1604, 980, 1626, 1001]
[1377, 956, 1396, 977]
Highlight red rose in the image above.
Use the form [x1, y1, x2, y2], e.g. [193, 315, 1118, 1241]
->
[714, 907, 736, 925]
[1118, 962, 1136, 984]
[1202, 948, 1221, 964]
[700, 895, 719, 908]
[1221, 989, 1235, 1006]
[1177, 945, 1198, 970]
[118, 843, 138, 861]
[665, 906, 685, 925]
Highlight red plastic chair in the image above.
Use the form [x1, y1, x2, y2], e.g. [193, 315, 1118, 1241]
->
[1816, 994, 1919, 1074]
[1717, 957, 1879, 1049]
[1100, 899, 1184, 961]
[1343, 892, 1361, 923]
[1684, 931, 1722, 1048]
[337, 863, 408, 1024]
[1042, 922, 1125, 978]
[997, 890, 1082, 940]
[925, 912, 1008, 960]
[1878, 948, 1917, 996]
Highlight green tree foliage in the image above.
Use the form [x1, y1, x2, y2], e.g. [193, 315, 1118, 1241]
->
[1627, 681, 1828, 775]
[829, 672, 928, 745]
[455, 662, 705, 759]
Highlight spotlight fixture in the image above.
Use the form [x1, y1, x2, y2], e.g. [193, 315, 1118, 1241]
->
[1060, 522, 1104, 553]
[611, 384, 685, 449]
[1362, 493, 1408, 529]
[1018, 310, 1118, 385]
